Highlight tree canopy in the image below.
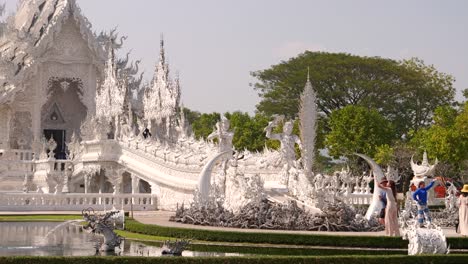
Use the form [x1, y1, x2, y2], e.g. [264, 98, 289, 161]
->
[410, 102, 468, 178]
[251, 52, 455, 137]
[325, 105, 395, 159]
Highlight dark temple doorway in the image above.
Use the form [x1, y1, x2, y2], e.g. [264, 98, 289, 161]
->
[43, 129, 66, 159]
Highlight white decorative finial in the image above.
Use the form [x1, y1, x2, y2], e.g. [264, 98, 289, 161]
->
[160, 33, 165, 62]
[422, 151, 429, 166]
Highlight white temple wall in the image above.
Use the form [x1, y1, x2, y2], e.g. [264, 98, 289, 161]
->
[155, 184, 193, 211]
[8, 87, 34, 149]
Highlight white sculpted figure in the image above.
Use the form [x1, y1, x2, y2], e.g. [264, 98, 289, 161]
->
[207, 116, 234, 154]
[207, 116, 234, 175]
[265, 115, 301, 186]
[119, 116, 133, 141]
[445, 182, 458, 210]
[46, 136, 57, 159]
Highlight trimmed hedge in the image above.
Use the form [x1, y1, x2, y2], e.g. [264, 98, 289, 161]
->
[0, 255, 467, 264]
[125, 219, 468, 249]
[139, 240, 406, 256]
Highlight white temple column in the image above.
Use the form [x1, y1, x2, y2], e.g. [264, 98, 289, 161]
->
[149, 182, 160, 208]
[84, 172, 94, 194]
[131, 174, 139, 194]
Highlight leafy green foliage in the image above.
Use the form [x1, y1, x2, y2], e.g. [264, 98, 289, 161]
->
[224, 112, 271, 152]
[251, 52, 455, 137]
[411, 103, 468, 179]
[191, 112, 220, 140]
[398, 58, 456, 132]
[374, 144, 394, 166]
[325, 105, 395, 159]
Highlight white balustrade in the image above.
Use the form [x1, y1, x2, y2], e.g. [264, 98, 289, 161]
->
[0, 193, 157, 211]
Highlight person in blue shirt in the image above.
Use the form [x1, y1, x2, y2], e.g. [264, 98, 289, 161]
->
[413, 179, 437, 227]
[378, 191, 387, 225]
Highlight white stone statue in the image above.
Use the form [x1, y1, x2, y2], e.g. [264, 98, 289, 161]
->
[445, 182, 458, 210]
[207, 116, 234, 154]
[265, 115, 301, 186]
[207, 116, 234, 175]
[400, 216, 448, 255]
[119, 116, 133, 141]
[410, 151, 438, 205]
[46, 136, 57, 159]
[410, 151, 438, 178]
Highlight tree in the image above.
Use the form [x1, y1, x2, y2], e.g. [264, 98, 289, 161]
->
[225, 112, 271, 152]
[411, 103, 468, 179]
[325, 105, 395, 159]
[251, 52, 455, 137]
[191, 112, 220, 140]
[398, 58, 456, 132]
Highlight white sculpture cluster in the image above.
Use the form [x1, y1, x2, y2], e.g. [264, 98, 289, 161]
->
[82, 207, 124, 252]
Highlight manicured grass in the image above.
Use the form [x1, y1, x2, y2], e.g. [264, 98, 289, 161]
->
[115, 230, 175, 242]
[124, 219, 407, 249]
[0, 214, 82, 222]
[0, 255, 467, 264]
[125, 219, 468, 249]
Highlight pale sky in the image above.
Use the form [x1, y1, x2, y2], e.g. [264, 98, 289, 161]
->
[3, 0, 468, 114]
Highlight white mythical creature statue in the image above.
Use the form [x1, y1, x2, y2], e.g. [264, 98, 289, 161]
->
[265, 115, 301, 186]
[410, 151, 438, 205]
[400, 215, 448, 255]
[411, 151, 438, 178]
[82, 208, 123, 252]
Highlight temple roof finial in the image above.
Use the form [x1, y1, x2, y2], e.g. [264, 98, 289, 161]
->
[159, 33, 165, 63]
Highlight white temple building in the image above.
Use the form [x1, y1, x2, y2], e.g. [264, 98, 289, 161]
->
[0, 0, 390, 212]
[0, 0, 188, 209]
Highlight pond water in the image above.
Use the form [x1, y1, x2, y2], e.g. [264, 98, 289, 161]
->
[0, 222, 243, 257]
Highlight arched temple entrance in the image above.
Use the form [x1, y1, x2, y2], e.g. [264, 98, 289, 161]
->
[41, 77, 87, 159]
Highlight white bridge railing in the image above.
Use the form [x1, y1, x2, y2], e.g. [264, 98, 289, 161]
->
[0, 193, 157, 211]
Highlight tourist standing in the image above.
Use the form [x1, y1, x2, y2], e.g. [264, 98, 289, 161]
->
[413, 180, 437, 227]
[458, 185, 468, 236]
[378, 191, 387, 225]
[376, 180, 399, 236]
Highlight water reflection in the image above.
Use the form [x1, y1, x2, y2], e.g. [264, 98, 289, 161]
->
[0, 222, 244, 257]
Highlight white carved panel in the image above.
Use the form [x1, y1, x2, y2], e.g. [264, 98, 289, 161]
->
[44, 18, 93, 62]
[9, 111, 32, 149]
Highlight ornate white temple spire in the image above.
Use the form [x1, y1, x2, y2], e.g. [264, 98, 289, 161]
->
[96, 40, 125, 120]
[159, 34, 165, 65]
[299, 69, 317, 178]
[143, 36, 181, 140]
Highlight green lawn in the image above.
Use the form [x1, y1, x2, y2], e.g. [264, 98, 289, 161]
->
[0, 214, 82, 222]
